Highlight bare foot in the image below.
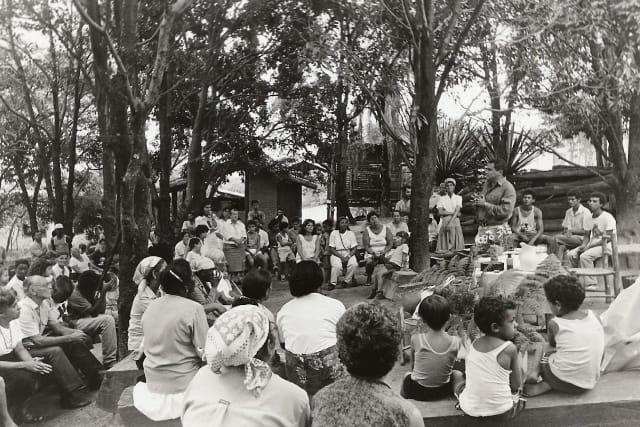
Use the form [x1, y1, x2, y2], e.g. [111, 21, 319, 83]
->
[524, 381, 552, 397]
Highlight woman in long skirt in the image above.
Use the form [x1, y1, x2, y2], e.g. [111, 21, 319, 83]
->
[436, 178, 465, 252]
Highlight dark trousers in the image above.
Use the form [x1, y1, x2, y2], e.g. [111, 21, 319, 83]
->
[25, 341, 101, 393]
[0, 352, 38, 409]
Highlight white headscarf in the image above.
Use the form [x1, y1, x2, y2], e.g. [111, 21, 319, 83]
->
[203, 305, 272, 396]
[132, 256, 164, 293]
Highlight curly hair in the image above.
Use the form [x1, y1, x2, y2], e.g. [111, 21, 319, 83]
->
[474, 296, 516, 335]
[27, 258, 54, 277]
[543, 275, 585, 312]
[336, 303, 401, 379]
[300, 219, 315, 236]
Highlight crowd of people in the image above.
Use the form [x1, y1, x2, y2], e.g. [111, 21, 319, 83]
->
[0, 158, 622, 426]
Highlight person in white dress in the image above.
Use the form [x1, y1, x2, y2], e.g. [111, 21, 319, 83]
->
[296, 219, 320, 263]
[436, 178, 465, 252]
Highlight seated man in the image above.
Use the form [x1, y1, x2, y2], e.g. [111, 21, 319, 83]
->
[62, 272, 118, 369]
[18, 276, 100, 409]
[510, 190, 557, 253]
[568, 192, 616, 289]
[554, 191, 592, 261]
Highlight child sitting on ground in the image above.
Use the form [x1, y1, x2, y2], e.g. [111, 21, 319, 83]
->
[401, 295, 465, 401]
[368, 231, 410, 300]
[524, 275, 605, 396]
[458, 296, 524, 420]
[276, 222, 296, 280]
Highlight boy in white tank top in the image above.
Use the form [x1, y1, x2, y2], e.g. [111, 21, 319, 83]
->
[524, 275, 605, 396]
[458, 296, 524, 420]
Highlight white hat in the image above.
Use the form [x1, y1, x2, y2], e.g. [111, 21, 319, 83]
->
[54, 223, 64, 229]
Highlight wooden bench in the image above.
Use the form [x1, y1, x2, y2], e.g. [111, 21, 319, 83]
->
[385, 367, 640, 426]
[96, 351, 140, 413]
[117, 386, 180, 427]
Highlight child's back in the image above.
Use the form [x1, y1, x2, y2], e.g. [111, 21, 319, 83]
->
[548, 310, 604, 389]
[411, 332, 459, 387]
[458, 338, 514, 417]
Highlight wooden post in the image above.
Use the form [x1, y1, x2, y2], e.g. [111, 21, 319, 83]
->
[612, 233, 622, 297]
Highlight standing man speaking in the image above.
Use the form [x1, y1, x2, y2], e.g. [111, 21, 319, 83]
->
[472, 159, 516, 244]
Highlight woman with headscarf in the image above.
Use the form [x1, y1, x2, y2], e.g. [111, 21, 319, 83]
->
[436, 177, 465, 252]
[182, 305, 310, 427]
[133, 259, 208, 421]
[127, 256, 167, 357]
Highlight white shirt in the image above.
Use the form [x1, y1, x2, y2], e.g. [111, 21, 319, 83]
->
[69, 255, 90, 273]
[51, 263, 70, 279]
[388, 243, 409, 268]
[5, 275, 24, 301]
[195, 214, 219, 231]
[221, 220, 247, 245]
[182, 367, 310, 427]
[387, 221, 409, 237]
[562, 204, 593, 232]
[174, 241, 188, 259]
[18, 297, 56, 338]
[0, 319, 23, 356]
[128, 283, 158, 352]
[329, 230, 358, 254]
[258, 228, 269, 248]
[276, 293, 345, 354]
[436, 193, 462, 213]
[589, 211, 616, 246]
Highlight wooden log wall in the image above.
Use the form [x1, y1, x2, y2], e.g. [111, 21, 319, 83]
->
[459, 167, 613, 237]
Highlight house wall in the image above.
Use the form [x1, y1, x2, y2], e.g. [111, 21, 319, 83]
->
[277, 181, 302, 221]
[245, 172, 279, 222]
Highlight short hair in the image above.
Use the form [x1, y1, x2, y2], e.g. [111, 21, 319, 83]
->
[300, 219, 315, 235]
[251, 199, 259, 205]
[322, 219, 334, 228]
[194, 224, 209, 237]
[231, 296, 259, 307]
[201, 201, 211, 211]
[337, 303, 401, 379]
[241, 269, 271, 300]
[27, 258, 54, 277]
[522, 190, 536, 199]
[23, 275, 48, 293]
[179, 230, 191, 239]
[53, 275, 74, 302]
[79, 243, 87, 252]
[77, 271, 101, 301]
[366, 211, 379, 222]
[290, 217, 300, 225]
[0, 288, 16, 311]
[188, 237, 201, 251]
[56, 252, 69, 259]
[567, 191, 581, 200]
[403, 185, 411, 192]
[159, 259, 193, 296]
[543, 275, 585, 312]
[590, 192, 607, 205]
[474, 296, 516, 335]
[230, 208, 239, 214]
[396, 231, 410, 242]
[279, 221, 289, 231]
[391, 209, 401, 215]
[14, 259, 29, 269]
[335, 216, 349, 230]
[418, 295, 450, 330]
[288, 260, 323, 297]
[489, 158, 508, 174]
[247, 219, 258, 228]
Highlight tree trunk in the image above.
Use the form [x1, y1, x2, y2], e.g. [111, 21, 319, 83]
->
[334, 141, 354, 221]
[118, 113, 152, 352]
[157, 71, 173, 243]
[185, 84, 208, 212]
[615, 91, 640, 242]
[64, 59, 82, 234]
[380, 136, 392, 216]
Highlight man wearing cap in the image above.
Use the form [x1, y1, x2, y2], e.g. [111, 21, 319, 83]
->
[436, 178, 465, 251]
[472, 159, 516, 244]
[50, 224, 72, 256]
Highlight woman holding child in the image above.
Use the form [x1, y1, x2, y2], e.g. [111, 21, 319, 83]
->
[362, 211, 393, 285]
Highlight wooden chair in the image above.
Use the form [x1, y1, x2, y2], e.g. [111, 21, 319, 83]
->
[568, 233, 621, 303]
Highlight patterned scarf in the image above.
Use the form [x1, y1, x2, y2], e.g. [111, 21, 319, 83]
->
[204, 305, 272, 396]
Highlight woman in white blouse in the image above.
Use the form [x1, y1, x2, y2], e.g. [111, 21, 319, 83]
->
[328, 217, 358, 290]
[436, 178, 465, 252]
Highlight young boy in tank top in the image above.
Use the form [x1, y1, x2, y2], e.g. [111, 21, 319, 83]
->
[458, 296, 524, 420]
[524, 275, 604, 396]
[401, 295, 465, 401]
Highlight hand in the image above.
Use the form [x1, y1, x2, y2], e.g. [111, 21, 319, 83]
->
[472, 194, 486, 207]
[577, 246, 586, 254]
[23, 359, 52, 374]
[67, 330, 90, 344]
[563, 229, 572, 237]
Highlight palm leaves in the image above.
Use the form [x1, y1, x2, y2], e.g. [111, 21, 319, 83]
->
[436, 120, 486, 188]
[477, 125, 545, 177]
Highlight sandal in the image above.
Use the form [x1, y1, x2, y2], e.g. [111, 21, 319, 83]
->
[17, 410, 45, 424]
